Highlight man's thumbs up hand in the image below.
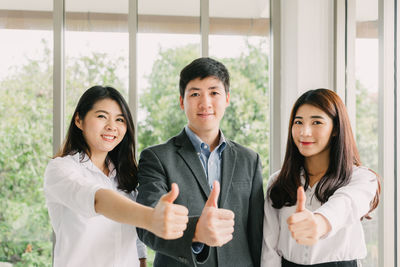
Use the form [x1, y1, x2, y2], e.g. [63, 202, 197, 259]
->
[193, 181, 235, 247]
[205, 180, 220, 208]
[160, 183, 180, 203]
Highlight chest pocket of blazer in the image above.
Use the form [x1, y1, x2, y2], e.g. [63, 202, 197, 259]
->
[230, 181, 252, 205]
[232, 180, 251, 189]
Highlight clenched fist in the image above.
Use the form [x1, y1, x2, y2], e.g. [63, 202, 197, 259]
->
[149, 183, 189, 240]
[287, 186, 331, 246]
[193, 181, 235, 247]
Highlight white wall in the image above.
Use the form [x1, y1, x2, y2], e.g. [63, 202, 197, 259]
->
[270, 0, 334, 171]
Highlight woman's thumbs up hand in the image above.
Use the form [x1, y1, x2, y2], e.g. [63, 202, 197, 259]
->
[287, 186, 331, 246]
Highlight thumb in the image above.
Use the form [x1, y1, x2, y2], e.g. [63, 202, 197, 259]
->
[205, 181, 220, 208]
[160, 183, 179, 203]
[296, 186, 306, 212]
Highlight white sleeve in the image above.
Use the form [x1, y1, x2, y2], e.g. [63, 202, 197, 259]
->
[136, 238, 147, 259]
[261, 173, 282, 267]
[128, 190, 148, 259]
[44, 157, 105, 218]
[314, 167, 378, 237]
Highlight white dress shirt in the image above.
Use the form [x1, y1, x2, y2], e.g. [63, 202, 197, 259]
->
[261, 166, 378, 266]
[44, 152, 146, 267]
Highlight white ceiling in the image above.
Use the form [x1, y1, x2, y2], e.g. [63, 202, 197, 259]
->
[0, 0, 269, 18]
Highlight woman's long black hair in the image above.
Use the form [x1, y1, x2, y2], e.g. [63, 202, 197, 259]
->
[269, 89, 380, 219]
[56, 85, 138, 193]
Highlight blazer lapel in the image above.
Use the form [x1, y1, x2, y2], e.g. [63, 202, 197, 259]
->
[175, 130, 211, 198]
[220, 141, 237, 207]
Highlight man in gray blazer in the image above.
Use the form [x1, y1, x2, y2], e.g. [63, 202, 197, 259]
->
[137, 57, 264, 267]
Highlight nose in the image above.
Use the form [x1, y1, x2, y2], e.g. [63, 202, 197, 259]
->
[198, 94, 211, 110]
[300, 125, 312, 136]
[106, 120, 117, 131]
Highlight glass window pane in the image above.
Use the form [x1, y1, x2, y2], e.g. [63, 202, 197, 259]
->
[355, 0, 379, 266]
[65, 0, 129, 127]
[210, 0, 270, 183]
[137, 2, 200, 264]
[0, 2, 53, 266]
[137, 0, 200, 154]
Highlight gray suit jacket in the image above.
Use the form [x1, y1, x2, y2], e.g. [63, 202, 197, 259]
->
[136, 129, 264, 267]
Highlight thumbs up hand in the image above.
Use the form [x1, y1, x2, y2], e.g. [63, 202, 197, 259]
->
[150, 183, 189, 240]
[193, 181, 235, 247]
[287, 186, 331, 246]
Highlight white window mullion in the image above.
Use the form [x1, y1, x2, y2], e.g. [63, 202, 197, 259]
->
[129, 0, 138, 156]
[334, 0, 346, 99]
[53, 0, 65, 155]
[200, 0, 209, 57]
[396, 0, 400, 264]
[378, 0, 396, 266]
[345, 0, 356, 134]
[269, 0, 283, 173]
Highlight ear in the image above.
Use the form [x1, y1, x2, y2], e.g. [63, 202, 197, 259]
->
[74, 114, 83, 130]
[225, 92, 230, 106]
[179, 96, 184, 110]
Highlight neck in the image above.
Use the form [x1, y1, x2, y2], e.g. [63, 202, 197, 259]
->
[188, 126, 220, 151]
[304, 150, 330, 187]
[89, 152, 109, 175]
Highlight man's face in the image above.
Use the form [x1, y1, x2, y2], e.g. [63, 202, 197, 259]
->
[180, 76, 230, 137]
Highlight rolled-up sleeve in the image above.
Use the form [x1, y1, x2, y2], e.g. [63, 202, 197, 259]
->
[44, 157, 105, 218]
[136, 238, 147, 259]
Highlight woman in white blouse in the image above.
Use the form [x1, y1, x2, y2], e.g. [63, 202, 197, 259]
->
[261, 89, 380, 267]
[44, 86, 189, 267]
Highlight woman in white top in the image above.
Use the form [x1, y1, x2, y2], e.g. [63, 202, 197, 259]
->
[44, 86, 189, 267]
[261, 89, 380, 267]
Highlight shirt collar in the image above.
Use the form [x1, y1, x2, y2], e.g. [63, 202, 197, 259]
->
[76, 151, 116, 179]
[185, 125, 226, 156]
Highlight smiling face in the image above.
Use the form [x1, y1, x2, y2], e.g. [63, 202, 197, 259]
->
[179, 76, 230, 139]
[75, 98, 127, 160]
[291, 104, 334, 160]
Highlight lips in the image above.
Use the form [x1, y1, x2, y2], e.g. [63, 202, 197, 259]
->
[300, 141, 314, 146]
[197, 113, 214, 118]
[102, 134, 116, 141]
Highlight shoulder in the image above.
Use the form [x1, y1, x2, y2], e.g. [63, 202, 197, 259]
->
[226, 140, 259, 160]
[267, 170, 281, 189]
[140, 136, 178, 154]
[44, 153, 83, 185]
[139, 133, 184, 163]
[352, 166, 378, 179]
[351, 165, 378, 183]
[46, 153, 80, 172]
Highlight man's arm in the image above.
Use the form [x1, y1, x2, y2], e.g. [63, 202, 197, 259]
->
[247, 154, 265, 266]
[136, 148, 201, 266]
[137, 148, 236, 266]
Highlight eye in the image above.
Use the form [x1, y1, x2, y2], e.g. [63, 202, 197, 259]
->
[117, 118, 125, 123]
[190, 92, 200, 97]
[293, 120, 302, 125]
[97, 114, 106, 119]
[312, 121, 323, 125]
[211, 91, 219, 95]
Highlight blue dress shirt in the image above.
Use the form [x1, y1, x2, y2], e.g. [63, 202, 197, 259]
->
[185, 126, 226, 188]
[185, 126, 227, 254]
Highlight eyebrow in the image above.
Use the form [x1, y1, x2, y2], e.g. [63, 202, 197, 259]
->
[294, 115, 326, 119]
[95, 110, 124, 117]
[187, 86, 223, 91]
